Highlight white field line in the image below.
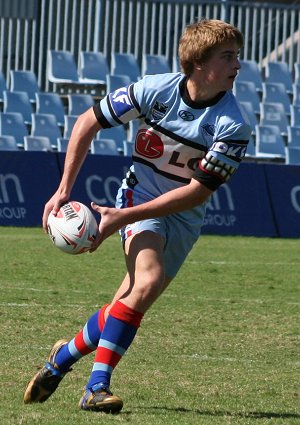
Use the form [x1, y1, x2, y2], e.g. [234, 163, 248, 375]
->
[172, 353, 300, 366]
[0, 302, 99, 308]
[186, 260, 300, 266]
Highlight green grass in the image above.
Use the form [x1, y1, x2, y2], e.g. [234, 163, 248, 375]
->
[0, 227, 299, 424]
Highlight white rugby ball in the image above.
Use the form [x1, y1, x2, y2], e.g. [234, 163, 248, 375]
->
[47, 201, 98, 254]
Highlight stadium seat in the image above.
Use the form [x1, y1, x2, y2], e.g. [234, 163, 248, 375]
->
[236, 60, 263, 93]
[233, 81, 261, 114]
[142, 54, 171, 76]
[239, 101, 258, 135]
[292, 84, 300, 106]
[128, 119, 141, 143]
[245, 135, 256, 157]
[35, 92, 66, 127]
[79, 51, 110, 84]
[31, 113, 62, 149]
[290, 105, 300, 128]
[0, 112, 28, 148]
[285, 145, 300, 165]
[96, 125, 127, 153]
[106, 74, 131, 93]
[260, 102, 289, 136]
[48, 50, 80, 84]
[3, 91, 33, 125]
[262, 82, 291, 116]
[24, 135, 52, 151]
[287, 126, 300, 147]
[90, 138, 118, 155]
[0, 135, 18, 150]
[0, 71, 8, 103]
[264, 61, 293, 95]
[255, 124, 286, 158]
[67, 94, 94, 115]
[294, 62, 300, 86]
[172, 56, 180, 73]
[63, 114, 77, 138]
[9, 70, 40, 103]
[111, 53, 141, 82]
[123, 140, 134, 157]
[57, 137, 69, 152]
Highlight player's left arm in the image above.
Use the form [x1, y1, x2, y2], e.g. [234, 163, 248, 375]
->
[91, 178, 213, 247]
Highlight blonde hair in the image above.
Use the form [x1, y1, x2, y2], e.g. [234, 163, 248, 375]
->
[178, 19, 244, 76]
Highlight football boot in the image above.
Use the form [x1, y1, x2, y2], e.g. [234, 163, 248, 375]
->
[79, 383, 123, 413]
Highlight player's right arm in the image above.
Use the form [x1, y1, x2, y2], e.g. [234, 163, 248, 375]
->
[42, 107, 102, 231]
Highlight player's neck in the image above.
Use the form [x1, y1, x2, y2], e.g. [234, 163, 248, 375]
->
[186, 77, 221, 103]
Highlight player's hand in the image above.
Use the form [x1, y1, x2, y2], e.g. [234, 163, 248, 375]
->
[89, 202, 125, 251]
[42, 192, 69, 232]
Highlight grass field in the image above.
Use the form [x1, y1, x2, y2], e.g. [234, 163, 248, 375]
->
[0, 227, 299, 425]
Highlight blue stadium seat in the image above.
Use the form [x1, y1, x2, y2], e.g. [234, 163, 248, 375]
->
[264, 61, 293, 95]
[123, 140, 134, 157]
[239, 101, 258, 135]
[255, 124, 285, 158]
[111, 53, 141, 83]
[48, 50, 80, 84]
[90, 138, 118, 155]
[142, 54, 171, 76]
[290, 105, 300, 128]
[172, 56, 180, 73]
[262, 82, 291, 116]
[0, 135, 18, 151]
[292, 84, 300, 106]
[57, 137, 69, 152]
[287, 126, 300, 147]
[260, 102, 289, 136]
[285, 145, 300, 165]
[31, 113, 62, 149]
[0, 71, 8, 103]
[35, 92, 66, 127]
[106, 74, 131, 93]
[128, 119, 141, 143]
[0, 112, 28, 148]
[9, 70, 40, 103]
[67, 94, 94, 115]
[79, 51, 110, 84]
[294, 62, 300, 87]
[96, 125, 127, 153]
[24, 135, 52, 151]
[3, 91, 33, 125]
[236, 60, 263, 93]
[245, 135, 256, 157]
[234, 81, 261, 114]
[63, 115, 77, 138]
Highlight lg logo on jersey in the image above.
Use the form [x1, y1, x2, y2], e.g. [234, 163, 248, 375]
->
[136, 129, 164, 158]
[212, 141, 247, 158]
[136, 129, 204, 171]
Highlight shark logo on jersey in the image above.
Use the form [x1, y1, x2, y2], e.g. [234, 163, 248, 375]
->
[151, 101, 168, 121]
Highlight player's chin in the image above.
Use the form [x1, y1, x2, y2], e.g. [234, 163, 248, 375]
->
[226, 78, 235, 89]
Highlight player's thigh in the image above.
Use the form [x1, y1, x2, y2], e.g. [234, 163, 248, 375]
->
[124, 230, 165, 281]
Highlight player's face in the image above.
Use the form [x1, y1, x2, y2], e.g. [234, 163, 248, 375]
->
[200, 42, 241, 93]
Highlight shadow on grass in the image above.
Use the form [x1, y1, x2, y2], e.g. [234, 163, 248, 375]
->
[136, 406, 300, 420]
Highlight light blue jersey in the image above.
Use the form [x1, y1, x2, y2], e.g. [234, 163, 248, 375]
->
[94, 72, 251, 226]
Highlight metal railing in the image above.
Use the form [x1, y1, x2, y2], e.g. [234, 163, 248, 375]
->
[0, 0, 299, 91]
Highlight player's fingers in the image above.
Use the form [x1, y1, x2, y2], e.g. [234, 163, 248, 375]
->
[91, 201, 102, 213]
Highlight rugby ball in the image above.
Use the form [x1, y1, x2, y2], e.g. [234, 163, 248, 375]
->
[47, 201, 98, 254]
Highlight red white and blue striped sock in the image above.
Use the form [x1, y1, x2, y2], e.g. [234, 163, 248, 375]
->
[54, 304, 109, 372]
[86, 300, 144, 390]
